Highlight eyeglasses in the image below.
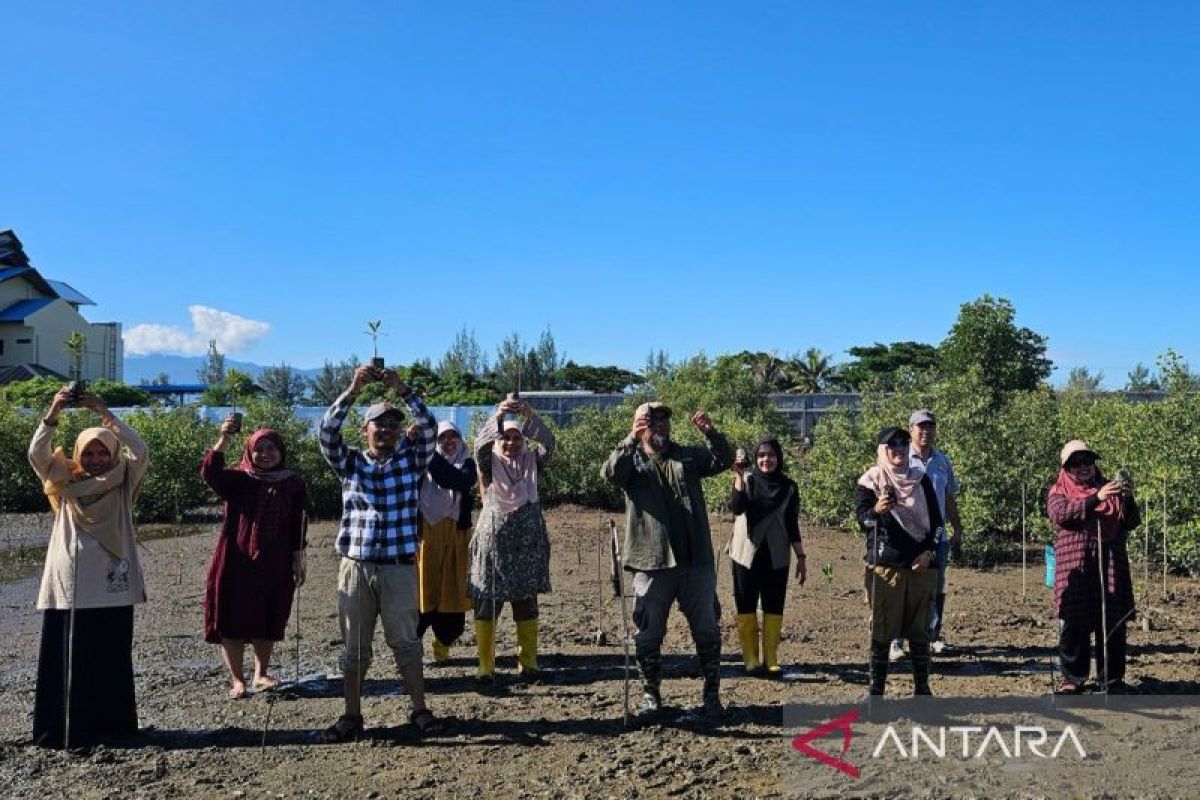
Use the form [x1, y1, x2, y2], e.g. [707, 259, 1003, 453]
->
[371, 420, 402, 430]
[1066, 458, 1095, 469]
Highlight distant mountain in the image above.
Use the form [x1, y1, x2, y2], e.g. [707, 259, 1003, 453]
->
[124, 355, 323, 385]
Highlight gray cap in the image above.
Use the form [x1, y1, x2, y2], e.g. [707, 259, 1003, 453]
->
[909, 409, 936, 426]
[364, 402, 404, 424]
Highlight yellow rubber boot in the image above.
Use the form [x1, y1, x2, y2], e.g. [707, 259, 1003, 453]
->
[762, 613, 784, 676]
[516, 618, 540, 677]
[736, 614, 762, 673]
[431, 639, 451, 663]
[474, 619, 495, 682]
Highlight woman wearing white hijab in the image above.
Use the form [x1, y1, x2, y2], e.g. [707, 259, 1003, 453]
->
[855, 426, 942, 697]
[417, 420, 478, 663]
[27, 385, 150, 748]
[469, 397, 554, 684]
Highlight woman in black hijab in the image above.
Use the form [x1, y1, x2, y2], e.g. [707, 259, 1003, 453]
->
[727, 438, 806, 676]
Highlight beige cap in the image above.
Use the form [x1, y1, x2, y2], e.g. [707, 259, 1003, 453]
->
[501, 418, 524, 435]
[1060, 439, 1099, 466]
[634, 401, 671, 420]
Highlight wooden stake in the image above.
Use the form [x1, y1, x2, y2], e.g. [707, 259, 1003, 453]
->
[1021, 480, 1028, 600]
[1161, 478, 1168, 598]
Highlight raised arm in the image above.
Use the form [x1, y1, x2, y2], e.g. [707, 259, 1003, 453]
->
[402, 392, 436, 471]
[521, 408, 556, 464]
[28, 385, 73, 481]
[97, 407, 150, 487]
[320, 366, 374, 477]
[601, 434, 642, 488]
[688, 411, 733, 478]
[199, 413, 246, 499]
[602, 408, 648, 487]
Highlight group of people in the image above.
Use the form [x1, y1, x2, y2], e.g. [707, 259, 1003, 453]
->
[25, 375, 1144, 747]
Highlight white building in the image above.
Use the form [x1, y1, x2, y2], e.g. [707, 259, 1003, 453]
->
[0, 229, 123, 383]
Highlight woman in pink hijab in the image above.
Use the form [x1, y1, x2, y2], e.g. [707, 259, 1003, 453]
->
[855, 426, 942, 697]
[468, 397, 555, 684]
[201, 418, 308, 699]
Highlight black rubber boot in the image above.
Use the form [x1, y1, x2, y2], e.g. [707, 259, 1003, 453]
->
[637, 651, 662, 716]
[869, 640, 889, 696]
[697, 641, 723, 717]
[911, 641, 932, 695]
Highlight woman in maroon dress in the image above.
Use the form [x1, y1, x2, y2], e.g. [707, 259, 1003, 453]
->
[201, 419, 308, 698]
[1047, 439, 1140, 694]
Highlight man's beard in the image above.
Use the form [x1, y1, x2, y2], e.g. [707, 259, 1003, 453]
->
[648, 433, 668, 451]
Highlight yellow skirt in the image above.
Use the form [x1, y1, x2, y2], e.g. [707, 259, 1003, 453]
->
[418, 516, 472, 614]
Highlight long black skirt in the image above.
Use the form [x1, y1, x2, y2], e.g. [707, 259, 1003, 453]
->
[33, 606, 138, 748]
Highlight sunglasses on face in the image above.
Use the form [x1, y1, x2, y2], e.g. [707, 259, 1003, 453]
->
[501, 434, 523, 443]
[1066, 458, 1095, 469]
[372, 420, 402, 430]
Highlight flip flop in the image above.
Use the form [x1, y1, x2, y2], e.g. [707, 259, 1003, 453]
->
[253, 676, 280, 691]
[228, 684, 248, 700]
[1057, 681, 1082, 695]
[410, 708, 446, 737]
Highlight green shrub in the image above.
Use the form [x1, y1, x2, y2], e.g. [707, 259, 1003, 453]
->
[0, 403, 43, 512]
[0, 377, 155, 409]
[123, 407, 216, 522]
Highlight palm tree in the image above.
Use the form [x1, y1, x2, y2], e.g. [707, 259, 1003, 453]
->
[787, 348, 840, 393]
[735, 351, 792, 392]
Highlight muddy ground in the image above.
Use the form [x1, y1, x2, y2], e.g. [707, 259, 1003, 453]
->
[1, 507, 1198, 798]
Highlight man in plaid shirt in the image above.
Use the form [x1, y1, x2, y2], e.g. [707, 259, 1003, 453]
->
[317, 365, 444, 741]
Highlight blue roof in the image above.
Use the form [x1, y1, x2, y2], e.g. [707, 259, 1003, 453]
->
[45, 279, 96, 306]
[142, 384, 208, 395]
[0, 297, 56, 322]
[0, 266, 31, 283]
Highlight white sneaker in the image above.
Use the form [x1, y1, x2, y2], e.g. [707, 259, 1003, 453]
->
[930, 639, 948, 655]
[888, 640, 906, 663]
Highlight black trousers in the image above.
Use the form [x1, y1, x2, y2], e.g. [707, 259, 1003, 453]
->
[417, 611, 466, 645]
[731, 547, 788, 615]
[1059, 620, 1126, 685]
[34, 606, 138, 748]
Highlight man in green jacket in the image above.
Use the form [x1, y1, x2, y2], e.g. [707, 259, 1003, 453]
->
[601, 401, 733, 717]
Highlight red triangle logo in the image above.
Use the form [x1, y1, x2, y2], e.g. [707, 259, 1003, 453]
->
[791, 709, 861, 778]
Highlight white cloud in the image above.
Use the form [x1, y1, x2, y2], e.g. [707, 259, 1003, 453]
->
[124, 305, 271, 356]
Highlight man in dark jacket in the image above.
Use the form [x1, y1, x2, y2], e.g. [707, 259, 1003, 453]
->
[601, 402, 733, 717]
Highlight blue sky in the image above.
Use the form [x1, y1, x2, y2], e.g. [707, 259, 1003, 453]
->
[3, 2, 1196, 386]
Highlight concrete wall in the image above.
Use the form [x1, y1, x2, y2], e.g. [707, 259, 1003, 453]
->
[0, 323, 37, 365]
[0, 275, 42, 307]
